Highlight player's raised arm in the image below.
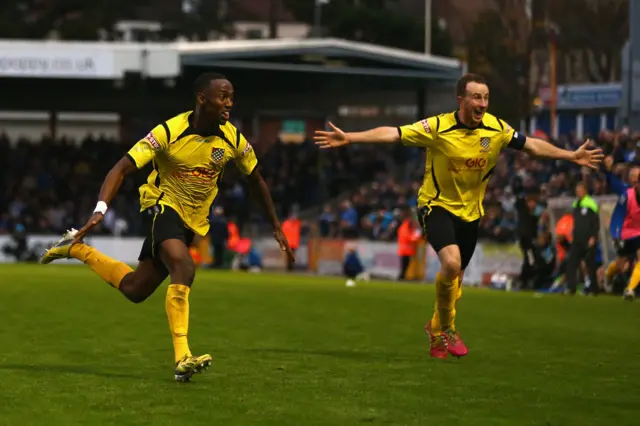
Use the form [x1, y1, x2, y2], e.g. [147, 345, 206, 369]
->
[604, 156, 629, 195]
[521, 137, 604, 169]
[233, 131, 296, 263]
[74, 125, 168, 242]
[498, 119, 603, 169]
[314, 122, 399, 148]
[315, 117, 438, 149]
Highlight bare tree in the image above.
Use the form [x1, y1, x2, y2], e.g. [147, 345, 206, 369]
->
[548, 0, 628, 83]
[465, 0, 531, 121]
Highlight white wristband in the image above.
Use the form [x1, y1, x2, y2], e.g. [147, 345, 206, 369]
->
[94, 201, 108, 215]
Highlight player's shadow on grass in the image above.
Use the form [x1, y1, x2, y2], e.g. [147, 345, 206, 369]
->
[0, 364, 149, 380]
[246, 347, 417, 362]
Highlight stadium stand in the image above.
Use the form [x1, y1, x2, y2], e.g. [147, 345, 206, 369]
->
[3, 128, 638, 245]
[0, 131, 395, 237]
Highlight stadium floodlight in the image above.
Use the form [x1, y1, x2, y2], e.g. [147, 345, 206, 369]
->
[313, 0, 331, 37]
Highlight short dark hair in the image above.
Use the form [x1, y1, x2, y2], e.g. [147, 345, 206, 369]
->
[193, 72, 227, 96]
[456, 73, 488, 97]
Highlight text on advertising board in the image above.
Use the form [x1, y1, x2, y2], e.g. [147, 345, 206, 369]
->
[0, 50, 114, 78]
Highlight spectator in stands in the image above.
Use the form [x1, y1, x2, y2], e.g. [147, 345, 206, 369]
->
[0, 213, 10, 234]
[531, 230, 557, 290]
[515, 188, 545, 290]
[479, 204, 516, 243]
[282, 212, 301, 271]
[338, 200, 359, 238]
[396, 208, 421, 281]
[208, 207, 228, 269]
[1, 223, 38, 262]
[317, 205, 336, 238]
[362, 206, 396, 241]
[1, 132, 372, 239]
[3, 125, 639, 272]
[501, 186, 517, 213]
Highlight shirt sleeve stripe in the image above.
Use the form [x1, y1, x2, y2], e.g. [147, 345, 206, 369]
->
[246, 160, 258, 175]
[235, 127, 241, 148]
[125, 153, 139, 168]
[161, 122, 171, 142]
[221, 135, 235, 150]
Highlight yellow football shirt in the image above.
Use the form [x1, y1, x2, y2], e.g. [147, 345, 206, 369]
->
[127, 111, 258, 236]
[399, 111, 525, 222]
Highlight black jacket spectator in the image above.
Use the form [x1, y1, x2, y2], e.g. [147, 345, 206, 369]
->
[571, 195, 600, 245]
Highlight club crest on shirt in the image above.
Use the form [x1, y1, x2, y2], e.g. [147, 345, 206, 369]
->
[480, 137, 491, 152]
[420, 119, 431, 134]
[212, 147, 225, 164]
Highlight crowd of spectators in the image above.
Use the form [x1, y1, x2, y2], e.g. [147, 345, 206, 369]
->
[0, 131, 394, 237]
[2, 128, 639, 243]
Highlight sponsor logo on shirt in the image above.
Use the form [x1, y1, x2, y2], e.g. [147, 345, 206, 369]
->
[465, 158, 487, 169]
[171, 167, 218, 183]
[420, 119, 431, 134]
[145, 132, 160, 149]
[448, 157, 487, 172]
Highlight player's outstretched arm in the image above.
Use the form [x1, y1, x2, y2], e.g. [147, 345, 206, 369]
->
[314, 122, 400, 148]
[246, 168, 296, 263]
[522, 137, 604, 170]
[74, 157, 137, 242]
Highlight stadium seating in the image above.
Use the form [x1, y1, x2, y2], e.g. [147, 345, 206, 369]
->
[1, 129, 637, 243]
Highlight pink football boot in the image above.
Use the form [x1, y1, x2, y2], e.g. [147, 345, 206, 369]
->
[424, 322, 448, 359]
[425, 322, 469, 358]
[443, 329, 468, 358]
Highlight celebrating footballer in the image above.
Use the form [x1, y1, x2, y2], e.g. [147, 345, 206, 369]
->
[315, 73, 603, 359]
[40, 72, 295, 381]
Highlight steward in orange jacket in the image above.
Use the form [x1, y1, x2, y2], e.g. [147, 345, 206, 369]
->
[397, 211, 422, 280]
[282, 214, 301, 271]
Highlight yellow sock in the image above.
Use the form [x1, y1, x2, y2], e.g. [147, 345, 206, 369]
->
[430, 273, 457, 334]
[452, 278, 462, 329]
[605, 261, 618, 282]
[69, 244, 132, 289]
[432, 278, 462, 331]
[166, 284, 192, 363]
[430, 301, 441, 334]
[627, 263, 640, 292]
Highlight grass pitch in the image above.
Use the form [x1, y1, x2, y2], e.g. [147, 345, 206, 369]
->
[0, 264, 638, 426]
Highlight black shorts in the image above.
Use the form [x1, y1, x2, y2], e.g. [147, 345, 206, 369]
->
[418, 206, 480, 270]
[615, 236, 640, 261]
[138, 205, 195, 263]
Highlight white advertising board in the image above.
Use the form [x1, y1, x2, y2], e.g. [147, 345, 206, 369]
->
[0, 235, 144, 264]
[0, 48, 114, 79]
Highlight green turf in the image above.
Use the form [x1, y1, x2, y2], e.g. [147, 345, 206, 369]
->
[0, 264, 638, 426]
